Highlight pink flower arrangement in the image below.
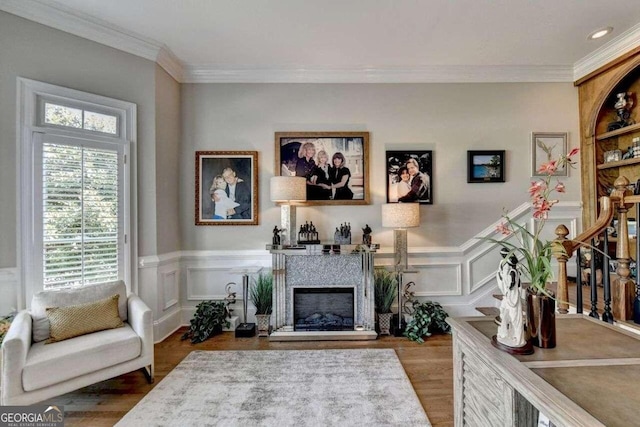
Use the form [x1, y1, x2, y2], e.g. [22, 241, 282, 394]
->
[491, 148, 579, 294]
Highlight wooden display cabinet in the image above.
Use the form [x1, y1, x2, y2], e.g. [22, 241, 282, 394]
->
[578, 49, 640, 228]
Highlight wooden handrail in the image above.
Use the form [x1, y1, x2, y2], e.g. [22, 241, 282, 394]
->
[554, 196, 614, 314]
[555, 175, 638, 319]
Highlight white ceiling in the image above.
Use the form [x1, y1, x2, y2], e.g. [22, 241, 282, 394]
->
[3, 0, 640, 83]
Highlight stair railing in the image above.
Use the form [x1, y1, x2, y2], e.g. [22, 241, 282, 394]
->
[555, 175, 640, 322]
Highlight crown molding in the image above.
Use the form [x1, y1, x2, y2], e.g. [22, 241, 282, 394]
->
[0, 0, 183, 82]
[156, 46, 184, 82]
[3, 0, 633, 84]
[182, 64, 573, 83]
[573, 22, 640, 81]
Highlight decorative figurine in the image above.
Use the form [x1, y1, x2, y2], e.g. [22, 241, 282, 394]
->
[296, 221, 320, 244]
[334, 222, 352, 244]
[272, 226, 281, 245]
[362, 224, 372, 245]
[607, 91, 635, 131]
[492, 248, 533, 355]
[224, 282, 237, 318]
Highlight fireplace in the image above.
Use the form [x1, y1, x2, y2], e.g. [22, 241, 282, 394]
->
[294, 287, 355, 331]
[267, 244, 378, 340]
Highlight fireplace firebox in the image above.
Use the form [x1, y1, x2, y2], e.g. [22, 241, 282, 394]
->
[294, 287, 354, 331]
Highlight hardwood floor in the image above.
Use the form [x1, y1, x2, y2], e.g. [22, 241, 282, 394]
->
[50, 328, 454, 426]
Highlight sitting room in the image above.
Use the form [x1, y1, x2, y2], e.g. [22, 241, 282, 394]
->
[2, 1, 640, 426]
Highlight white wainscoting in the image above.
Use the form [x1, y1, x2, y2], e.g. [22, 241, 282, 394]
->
[137, 202, 583, 342]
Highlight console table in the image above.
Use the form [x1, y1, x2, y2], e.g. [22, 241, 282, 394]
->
[266, 243, 379, 341]
[447, 315, 640, 426]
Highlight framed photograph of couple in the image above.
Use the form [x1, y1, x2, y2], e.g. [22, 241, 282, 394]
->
[386, 150, 433, 204]
[195, 151, 258, 225]
[467, 150, 505, 183]
[275, 131, 370, 205]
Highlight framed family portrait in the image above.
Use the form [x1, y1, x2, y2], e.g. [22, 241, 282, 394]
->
[275, 132, 370, 205]
[467, 150, 505, 183]
[195, 151, 258, 225]
[532, 132, 568, 177]
[386, 150, 433, 204]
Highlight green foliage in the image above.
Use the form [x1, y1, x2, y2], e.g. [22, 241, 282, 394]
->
[251, 272, 273, 315]
[0, 312, 16, 345]
[374, 268, 397, 313]
[181, 300, 230, 344]
[404, 301, 450, 343]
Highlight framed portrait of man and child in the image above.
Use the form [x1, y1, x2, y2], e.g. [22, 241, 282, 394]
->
[386, 150, 433, 204]
[195, 151, 258, 225]
[275, 132, 370, 205]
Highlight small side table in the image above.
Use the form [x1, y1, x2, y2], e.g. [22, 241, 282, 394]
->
[230, 266, 263, 337]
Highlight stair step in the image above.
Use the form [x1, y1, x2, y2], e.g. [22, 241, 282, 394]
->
[493, 294, 503, 301]
[475, 307, 500, 317]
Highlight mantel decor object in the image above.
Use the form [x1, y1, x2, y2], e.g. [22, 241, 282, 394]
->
[381, 203, 420, 270]
[270, 176, 306, 246]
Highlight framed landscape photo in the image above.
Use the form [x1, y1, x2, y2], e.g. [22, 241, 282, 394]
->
[467, 150, 505, 183]
[195, 151, 258, 225]
[532, 132, 568, 177]
[275, 132, 370, 205]
[386, 150, 433, 204]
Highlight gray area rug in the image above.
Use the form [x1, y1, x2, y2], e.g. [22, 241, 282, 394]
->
[117, 349, 431, 426]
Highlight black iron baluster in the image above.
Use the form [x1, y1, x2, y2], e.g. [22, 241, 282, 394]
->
[576, 247, 583, 314]
[602, 232, 614, 323]
[589, 238, 600, 319]
[635, 203, 640, 324]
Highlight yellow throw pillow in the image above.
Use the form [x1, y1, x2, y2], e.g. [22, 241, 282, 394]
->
[46, 294, 124, 344]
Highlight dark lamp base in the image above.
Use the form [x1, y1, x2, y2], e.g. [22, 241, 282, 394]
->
[235, 323, 256, 338]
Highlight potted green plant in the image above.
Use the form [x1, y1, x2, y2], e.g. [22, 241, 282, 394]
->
[250, 272, 273, 337]
[374, 268, 397, 335]
[404, 300, 450, 343]
[181, 300, 230, 344]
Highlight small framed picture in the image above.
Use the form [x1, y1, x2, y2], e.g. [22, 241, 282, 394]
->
[195, 151, 258, 225]
[275, 132, 370, 205]
[386, 150, 433, 204]
[467, 150, 505, 183]
[532, 132, 568, 176]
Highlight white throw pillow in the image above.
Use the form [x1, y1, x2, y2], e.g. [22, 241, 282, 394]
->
[31, 280, 128, 342]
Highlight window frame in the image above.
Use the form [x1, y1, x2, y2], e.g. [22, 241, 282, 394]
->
[17, 78, 137, 309]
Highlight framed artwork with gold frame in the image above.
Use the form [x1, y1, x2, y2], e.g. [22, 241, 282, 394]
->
[275, 131, 370, 205]
[195, 151, 258, 225]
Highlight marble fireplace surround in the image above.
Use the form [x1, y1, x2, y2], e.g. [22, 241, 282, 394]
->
[267, 244, 378, 341]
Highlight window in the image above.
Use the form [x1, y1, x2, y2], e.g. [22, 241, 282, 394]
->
[18, 78, 136, 307]
[41, 141, 121, 288]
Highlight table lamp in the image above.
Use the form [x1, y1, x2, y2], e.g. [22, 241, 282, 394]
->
[270, 176, 307, 245]
[381, 203, 420, 270]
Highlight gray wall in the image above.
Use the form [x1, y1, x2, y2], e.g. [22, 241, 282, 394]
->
[0, 10, 159, 269]
[180, 83, 581, 250]
[155, 65, 182, 254]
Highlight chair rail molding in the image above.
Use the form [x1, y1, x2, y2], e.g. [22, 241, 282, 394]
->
[136, 200, 582, 340]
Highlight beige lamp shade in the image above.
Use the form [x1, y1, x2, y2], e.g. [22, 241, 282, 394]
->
[270, 176, 307, 202]
[381, 203, 420, 228]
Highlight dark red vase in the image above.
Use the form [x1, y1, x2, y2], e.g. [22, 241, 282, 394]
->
[526, 288, 556, 348]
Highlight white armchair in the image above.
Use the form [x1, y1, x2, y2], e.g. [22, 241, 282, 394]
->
[1, 281, 153, 406]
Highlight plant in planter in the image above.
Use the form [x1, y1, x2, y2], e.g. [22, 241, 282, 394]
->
[404, 300, 451, 343]
[181, 300, 230, 344]
[250, 272, 273, 337]
[374, 268, 397, 335]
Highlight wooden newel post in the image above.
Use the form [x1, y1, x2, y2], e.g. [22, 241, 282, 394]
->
[612, 176, 636, 320]
[554, 224, 572, 314]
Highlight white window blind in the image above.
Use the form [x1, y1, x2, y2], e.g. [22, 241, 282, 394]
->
[42, 142, 120, 288]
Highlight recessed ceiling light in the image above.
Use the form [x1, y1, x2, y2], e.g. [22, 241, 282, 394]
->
[588, 27, 613, 40]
